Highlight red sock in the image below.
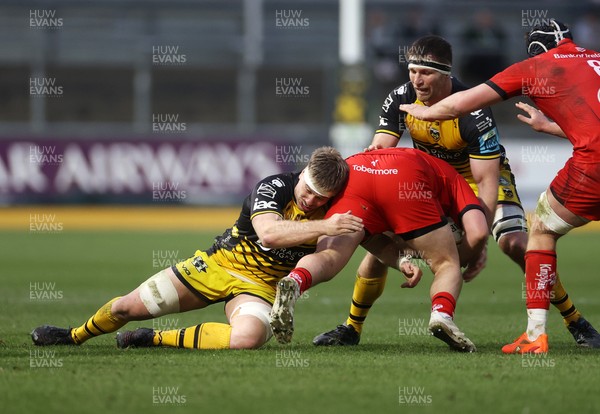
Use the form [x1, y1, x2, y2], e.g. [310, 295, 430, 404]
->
[525, 250, 556, 310]
[431, 292, 456, 318]
[287, 268, 312, 294]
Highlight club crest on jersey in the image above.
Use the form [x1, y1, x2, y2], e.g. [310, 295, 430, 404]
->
[502, 187, 514, 199]
[429, 123, 441, 142]
[191, 256, 208, 273]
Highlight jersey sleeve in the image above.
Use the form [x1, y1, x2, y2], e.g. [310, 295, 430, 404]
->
[249, 174, 293, 219]
[375, 82, 415, 138]
[486, 59, 533, 100]
[458, 107, 501, 160]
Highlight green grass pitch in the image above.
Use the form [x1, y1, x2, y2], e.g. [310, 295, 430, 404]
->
[1, 229, 600, 414]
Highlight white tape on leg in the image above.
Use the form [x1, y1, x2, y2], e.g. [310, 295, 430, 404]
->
[138, 270, 181, 317]
[491, 204, 528, 241]
[535, 191, 574, 235]
[232, 301, 273, 342]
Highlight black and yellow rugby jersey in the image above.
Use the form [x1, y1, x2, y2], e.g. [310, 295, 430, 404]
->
[376, 77, 502, 181]
[206, 172, 327, 287]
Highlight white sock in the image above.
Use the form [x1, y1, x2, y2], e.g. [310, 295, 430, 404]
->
[526, 308, 548, 341]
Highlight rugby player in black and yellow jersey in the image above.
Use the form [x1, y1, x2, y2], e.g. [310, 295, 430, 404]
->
[313, 35, 597, 348]
[31, 147, 364, 350]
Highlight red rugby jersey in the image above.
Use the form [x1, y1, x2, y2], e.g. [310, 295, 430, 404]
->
[486, 39, 600, 163]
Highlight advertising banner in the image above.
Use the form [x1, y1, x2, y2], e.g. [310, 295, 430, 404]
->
[0, 139, 288, 204]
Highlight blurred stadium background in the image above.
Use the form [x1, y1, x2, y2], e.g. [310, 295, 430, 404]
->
[4, 5, 600, 413]
[1, 0, 599, 213]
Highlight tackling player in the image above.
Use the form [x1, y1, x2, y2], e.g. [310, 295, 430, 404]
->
[400, 20, 600, 353]
[31, 147, 364, 350]
[313, 34, 600, 349]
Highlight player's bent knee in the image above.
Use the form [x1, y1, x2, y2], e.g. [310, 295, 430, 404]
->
[110, 296, 136, 320]
[230, 327, 265, 349]
[138, 269, 181, 317]
[497, 231, 526, 255]
[230, 301, 273, 346]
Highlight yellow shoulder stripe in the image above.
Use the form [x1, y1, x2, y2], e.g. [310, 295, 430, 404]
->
[250, 211, 283, 220]
[375, 129, 400, 138]
[469, 154, 501, 160]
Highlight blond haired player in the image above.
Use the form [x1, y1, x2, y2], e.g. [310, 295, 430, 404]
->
[31, 147, 363, 350]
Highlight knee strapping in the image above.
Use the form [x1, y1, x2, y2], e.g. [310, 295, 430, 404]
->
[231, 301, 273, 342]
[491, 204, 528, 241]
[535, 191, 574, 235]
[138, 270, 180, 317]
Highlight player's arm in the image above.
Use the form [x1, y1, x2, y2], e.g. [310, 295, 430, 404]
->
[400, 83, 503, 121]
[367, 85, 409, 151]
[366, 132, 401, 151]
[469, 158, 499, 228]
[457, 208, 489, 282]
[361, 233, 423, 288]
[292, 231, 365, 284]
[515, 101, 567, 138]
[253, 211, 363, 249]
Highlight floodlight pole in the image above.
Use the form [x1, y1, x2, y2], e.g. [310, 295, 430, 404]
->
[330, 0, 371, 157]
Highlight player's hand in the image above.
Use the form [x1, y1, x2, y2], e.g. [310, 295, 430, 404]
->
[399, 256, 423, 288]
[323, 211, 364, 235]
[364, 143, 384, 152]
[515, 102, 550, 132]
[462, 245, 487, 282]
[399, 103, 427, 120]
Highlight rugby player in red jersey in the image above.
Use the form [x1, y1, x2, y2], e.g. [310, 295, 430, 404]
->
[400, 19, 600, 353]
[314, 35, 596, 351]
[270, 147, 490, 352]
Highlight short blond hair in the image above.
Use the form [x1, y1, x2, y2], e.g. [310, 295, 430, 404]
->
[306, 146, 349, 195]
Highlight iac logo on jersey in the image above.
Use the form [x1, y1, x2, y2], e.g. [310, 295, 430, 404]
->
[254, 198, 278, 210]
